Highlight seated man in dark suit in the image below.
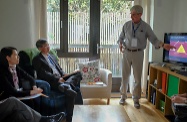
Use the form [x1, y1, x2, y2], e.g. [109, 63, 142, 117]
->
[0, 97, 65, 122]
[32, 39, 82, 122]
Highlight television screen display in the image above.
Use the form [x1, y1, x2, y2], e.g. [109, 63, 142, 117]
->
[163, 33, 187, 65]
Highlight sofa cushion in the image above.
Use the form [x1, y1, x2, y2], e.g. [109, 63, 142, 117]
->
[24, 48, 40, 64]
[77, 60, 101, 83]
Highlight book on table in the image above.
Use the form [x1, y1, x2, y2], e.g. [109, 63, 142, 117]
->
[81, 81, 104, 86]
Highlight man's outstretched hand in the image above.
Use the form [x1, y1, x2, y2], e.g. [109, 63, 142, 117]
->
[163, 44, 176, 51]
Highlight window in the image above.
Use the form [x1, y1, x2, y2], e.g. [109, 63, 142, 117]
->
[47, 0, 134, 76]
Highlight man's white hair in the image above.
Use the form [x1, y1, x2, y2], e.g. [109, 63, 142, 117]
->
[130, 5, 143, 14]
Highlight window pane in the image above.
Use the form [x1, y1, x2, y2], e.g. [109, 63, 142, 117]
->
[100, 0, 134, 76]
[47, 0, 134, 77]
[47, 0, 60, 49]
[68, 0, 90, 52]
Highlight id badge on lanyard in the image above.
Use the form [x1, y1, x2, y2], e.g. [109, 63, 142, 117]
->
[131, 23, 140, 47]
[131, 38, 137, 47]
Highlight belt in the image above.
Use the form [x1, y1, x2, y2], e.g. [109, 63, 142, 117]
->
[126, 48, 142, 52]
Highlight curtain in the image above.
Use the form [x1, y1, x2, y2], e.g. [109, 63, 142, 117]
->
[137, 0, 151, 94]
[141, 0, 151, 94]
[29, 0, 47, 44]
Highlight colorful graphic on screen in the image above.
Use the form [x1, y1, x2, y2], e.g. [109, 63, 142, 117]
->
[169, 36, 187, 63]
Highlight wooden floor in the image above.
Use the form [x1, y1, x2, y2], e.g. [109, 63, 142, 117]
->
[73, 105, 131, 122]
[82, 98, 169, 122]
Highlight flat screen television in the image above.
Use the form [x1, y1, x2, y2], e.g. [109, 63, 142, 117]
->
[163, 33, 187, 66]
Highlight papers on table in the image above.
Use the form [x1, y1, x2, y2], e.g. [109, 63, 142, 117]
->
[81, 82, 105, 87]
[94, 82, 104, 86]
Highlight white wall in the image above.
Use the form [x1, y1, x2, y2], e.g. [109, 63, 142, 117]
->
[0, 0, 36, 51]
[0, 0, 187, 57]
[150, 0, 187, 62]
[172, 0, 187, 31]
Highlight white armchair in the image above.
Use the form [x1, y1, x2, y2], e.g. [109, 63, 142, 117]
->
[80, 68, 112, 105]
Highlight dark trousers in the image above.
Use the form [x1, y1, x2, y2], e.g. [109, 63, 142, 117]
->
[61, 72, 82, 122]
[172, 103, 187, 122]
[63, 72, 82, 88]
[0, 97, 41, 122]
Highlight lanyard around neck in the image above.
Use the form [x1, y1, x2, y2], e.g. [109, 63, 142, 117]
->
[132, 22, 141, 37]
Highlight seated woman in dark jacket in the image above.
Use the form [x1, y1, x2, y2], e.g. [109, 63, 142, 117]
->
[0, 47, 42, 102]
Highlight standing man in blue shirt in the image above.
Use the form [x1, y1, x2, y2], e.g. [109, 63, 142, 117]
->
[117, 5, 175, 109]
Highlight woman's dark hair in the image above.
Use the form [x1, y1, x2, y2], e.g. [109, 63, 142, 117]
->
[36, 39, 47, 48]
[0, 47, 17, 68]
[0, 47, 17, 57]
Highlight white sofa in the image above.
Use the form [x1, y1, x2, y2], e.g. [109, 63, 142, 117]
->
[80, 68, 112, 105]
